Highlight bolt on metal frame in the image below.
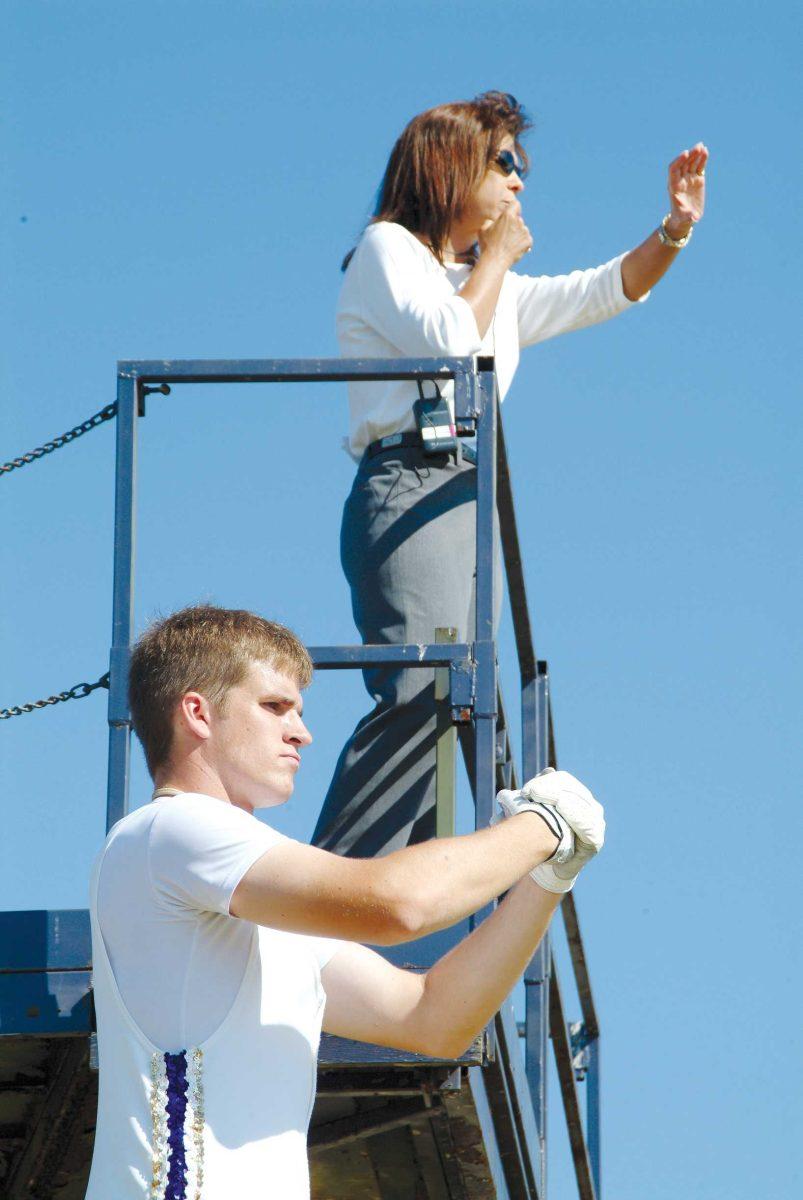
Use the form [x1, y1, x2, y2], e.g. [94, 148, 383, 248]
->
[107, 355, 601, 1198]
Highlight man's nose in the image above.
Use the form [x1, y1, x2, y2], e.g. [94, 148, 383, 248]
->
[286, 713, 313, 746]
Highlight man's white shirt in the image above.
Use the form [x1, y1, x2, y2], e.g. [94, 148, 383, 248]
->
[96, 792, 345, 1052]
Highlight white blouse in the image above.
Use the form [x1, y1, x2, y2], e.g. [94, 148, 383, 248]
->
[337, 220, 647, 458]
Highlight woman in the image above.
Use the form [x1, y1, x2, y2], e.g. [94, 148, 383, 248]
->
[312, 91, 707, 858]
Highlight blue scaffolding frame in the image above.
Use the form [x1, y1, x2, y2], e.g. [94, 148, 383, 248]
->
[1, 354, 601, 1200]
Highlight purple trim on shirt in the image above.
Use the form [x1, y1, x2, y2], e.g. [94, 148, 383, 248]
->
[164, 1051, 189, 1200]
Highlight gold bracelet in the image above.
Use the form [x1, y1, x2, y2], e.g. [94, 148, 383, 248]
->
[658, 214, 693, 249]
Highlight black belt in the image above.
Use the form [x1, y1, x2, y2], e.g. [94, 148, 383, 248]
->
[363, 433, 477, 464]
[363, 433, 424, 460]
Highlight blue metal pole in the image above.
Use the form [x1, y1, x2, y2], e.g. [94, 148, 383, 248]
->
[472, 363, 497, 833]
[105, 372, 138, 832]
[523, 660, 552, 1194]
[587, 1037, 601, 1198]
[471, 364, 497, 1071]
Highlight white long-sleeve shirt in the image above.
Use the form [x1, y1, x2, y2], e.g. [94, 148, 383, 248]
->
[337, 220, 647, 458]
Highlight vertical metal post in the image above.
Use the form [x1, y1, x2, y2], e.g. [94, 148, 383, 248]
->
[587, 1037, 601, 1198]
[523, 659, 552, 1195]
[105, 372, 138, 832]
[472, 363, 497, 835]
[434, 627, 457, 838]
[471, 364, 497, 1067]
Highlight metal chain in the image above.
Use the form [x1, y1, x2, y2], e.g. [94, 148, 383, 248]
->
[0, 673, 110, 720]
[1, 403, 117, 475]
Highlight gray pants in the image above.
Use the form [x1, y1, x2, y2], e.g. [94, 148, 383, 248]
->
[312, 445, 502, 858]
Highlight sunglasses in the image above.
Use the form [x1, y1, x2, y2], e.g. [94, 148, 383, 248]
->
[493, 149, 525, 178]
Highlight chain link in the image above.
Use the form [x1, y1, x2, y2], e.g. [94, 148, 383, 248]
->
[1, 404, 117, 475]
[0, 673, 110, 720]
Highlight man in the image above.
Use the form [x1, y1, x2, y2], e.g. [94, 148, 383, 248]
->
[85, 604, 604, 1199]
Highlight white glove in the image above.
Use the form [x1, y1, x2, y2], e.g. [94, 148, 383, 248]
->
[495, 788, 576, 864]
[495, 768, 605, 894]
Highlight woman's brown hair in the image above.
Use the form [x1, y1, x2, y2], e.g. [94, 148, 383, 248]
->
[343, 91, 531, 270]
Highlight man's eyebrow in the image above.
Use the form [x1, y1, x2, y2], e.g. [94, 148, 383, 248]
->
[261, 693, 303, 714]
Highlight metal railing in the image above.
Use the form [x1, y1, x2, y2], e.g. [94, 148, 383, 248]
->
[107, 355, 601, 1199]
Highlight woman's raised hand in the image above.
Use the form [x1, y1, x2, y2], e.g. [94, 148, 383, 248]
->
[479, 201, 533, 267]
[667, 143, 708, 234]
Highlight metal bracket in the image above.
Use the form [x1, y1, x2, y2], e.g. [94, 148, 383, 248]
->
[449, 659, 475, 723]
[569, 1021, 591, 1081]
[138, 380, 171, 418]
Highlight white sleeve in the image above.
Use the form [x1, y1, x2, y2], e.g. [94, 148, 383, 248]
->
[148, 794, 291, 917]
[513, 253, 648, 349]
[354, 225, 483, 356]
[305, 935, 349, 972]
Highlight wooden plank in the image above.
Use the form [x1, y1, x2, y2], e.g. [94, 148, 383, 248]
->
[409, 1116, 452, 1200]
[309, 1096, 436, 1150]
[310, 1138, 381, 1200]
[368, 1126, 425, 1200]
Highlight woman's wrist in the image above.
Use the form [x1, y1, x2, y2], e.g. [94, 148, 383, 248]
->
[664, 213, 694, 240]
[476, 245, 513, 273]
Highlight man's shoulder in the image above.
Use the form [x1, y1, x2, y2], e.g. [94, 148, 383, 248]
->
[150, 793, 274, 844]
[102, 794, 266, 858]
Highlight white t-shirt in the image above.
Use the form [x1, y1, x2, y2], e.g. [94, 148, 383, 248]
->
[95, 792, 345, 1052]
[337, 220, 647, 458]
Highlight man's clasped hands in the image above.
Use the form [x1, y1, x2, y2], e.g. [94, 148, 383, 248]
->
[494, 768, 606, 893]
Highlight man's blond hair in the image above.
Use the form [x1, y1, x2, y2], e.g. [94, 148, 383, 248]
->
[129, 604, 313, 777]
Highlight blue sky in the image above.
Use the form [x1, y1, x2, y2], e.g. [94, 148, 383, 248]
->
[2, 2, 801, 1196]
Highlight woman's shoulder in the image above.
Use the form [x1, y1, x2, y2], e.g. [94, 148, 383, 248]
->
[358, 220, 429, 259]
[341, 222, 433, 291]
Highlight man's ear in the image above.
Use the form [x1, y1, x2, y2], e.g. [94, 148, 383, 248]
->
[177, 691, 214, 743]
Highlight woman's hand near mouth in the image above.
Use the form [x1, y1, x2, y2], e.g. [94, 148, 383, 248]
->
[478, 202, 533, 268]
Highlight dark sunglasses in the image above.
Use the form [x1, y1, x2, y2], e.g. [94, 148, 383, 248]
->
[493, 149, 525, 178]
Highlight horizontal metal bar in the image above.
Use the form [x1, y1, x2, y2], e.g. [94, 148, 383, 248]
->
[309, 642, 471, 668]
[320, 1031, 484, 1069]
[315, 1066, 457, 1097]
[117, 357, 477, 384]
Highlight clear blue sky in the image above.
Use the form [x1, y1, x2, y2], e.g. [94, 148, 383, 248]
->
[2, 2, 800, 1196]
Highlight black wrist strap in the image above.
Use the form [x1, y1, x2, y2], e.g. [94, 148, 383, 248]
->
[527, 802, 565, 858]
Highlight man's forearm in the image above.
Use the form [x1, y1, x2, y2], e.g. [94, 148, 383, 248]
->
[417, 877, 561, 1056]
[379, 814, 559, 940]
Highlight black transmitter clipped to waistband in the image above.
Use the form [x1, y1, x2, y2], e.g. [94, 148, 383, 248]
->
[413, 380, 458, 455]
